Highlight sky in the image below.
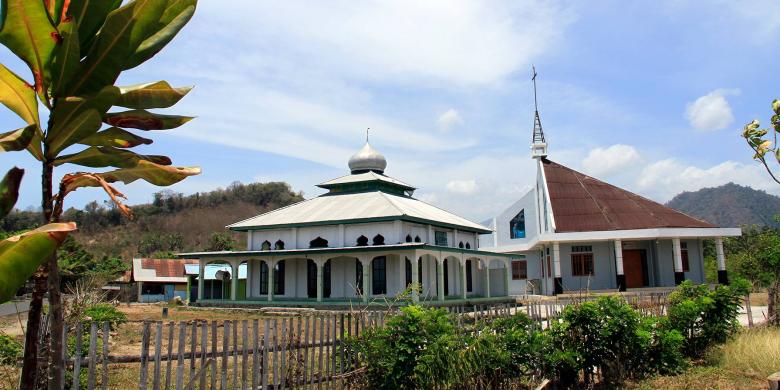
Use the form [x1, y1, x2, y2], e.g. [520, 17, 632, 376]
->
[3, 0, 780, 223]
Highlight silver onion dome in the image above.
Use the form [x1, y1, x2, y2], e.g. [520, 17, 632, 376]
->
[348, 141, 387, 173]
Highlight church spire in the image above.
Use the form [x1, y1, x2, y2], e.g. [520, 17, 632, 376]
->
[531, 66, 548, 158]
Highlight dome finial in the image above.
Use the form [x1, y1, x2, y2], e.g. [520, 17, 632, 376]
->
[348, 130, 387, 174]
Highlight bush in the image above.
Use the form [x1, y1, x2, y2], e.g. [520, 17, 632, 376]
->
[351, 306, 460, 390]
[0, 333, 21, 366]
[83, 303, 127, 329]
[667, 279, 750, 357]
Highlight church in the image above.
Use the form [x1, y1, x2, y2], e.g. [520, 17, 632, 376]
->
[477, 110, 741, 295]
[181, 140, 518, 306]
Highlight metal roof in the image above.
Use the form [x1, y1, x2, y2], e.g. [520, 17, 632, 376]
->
[542, 158, 715, 232]
[317, 171, 415, 190]
[132, 258, 199, 283]
[227, 191, 491, 233]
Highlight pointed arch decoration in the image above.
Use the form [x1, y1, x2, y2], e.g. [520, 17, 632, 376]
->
[261, 240, 271, 251]
[274, 240, 285, 250]
[372, 234, 385, 245]
[356, 235, 368, 247]
[405, 234, 413, 243]
[309, 237, 328, 248]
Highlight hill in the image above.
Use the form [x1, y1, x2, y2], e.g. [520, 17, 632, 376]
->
[666, 182, 780, 228]
[1, 181, 304, 260]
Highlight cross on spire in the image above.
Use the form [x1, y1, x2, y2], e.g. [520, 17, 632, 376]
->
[366, 127, 370, 143]
[531, 66, 548, 157]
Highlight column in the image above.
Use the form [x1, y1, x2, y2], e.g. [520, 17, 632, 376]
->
[362, 257, 370, 303]
[614, 239, 626, 292]
[138, 281, 143, 303]
[504, 259, 512, 296]
[672, 238, 685, 285]
[316, 259, 324, 302]
[230, 262, 238, 300]
[715, 237, 729, 285]
[197, 260, 204, 301]
[436, 258, 445, 301]
[460, 259, 467, 299]
[186, 276, 191, 303]
[483, 259, 491, 298]
[552, 242, 563, 295]
[267, 260, 274, 302]
[411, 256, 419, 303]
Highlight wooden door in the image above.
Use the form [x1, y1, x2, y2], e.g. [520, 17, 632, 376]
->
[622, 250, 647, 288]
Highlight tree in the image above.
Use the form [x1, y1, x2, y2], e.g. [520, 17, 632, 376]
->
[0, 1, 200, 388]
[207, 232, 236, 251]
[742, 99, 780, 183]
[741, 101, 780, 326]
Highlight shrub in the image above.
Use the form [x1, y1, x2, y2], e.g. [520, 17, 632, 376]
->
[351, 306, 460, 390]
[667, 279, 750, 357]
[0, 333, 21, 366]
[83, 303, 127, 329]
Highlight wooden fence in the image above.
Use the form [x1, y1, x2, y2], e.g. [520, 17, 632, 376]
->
[56, 291, 764, 390]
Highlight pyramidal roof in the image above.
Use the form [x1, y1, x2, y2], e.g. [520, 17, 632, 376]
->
[541, 158, 715, 232]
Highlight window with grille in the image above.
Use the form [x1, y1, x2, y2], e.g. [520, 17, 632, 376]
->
[571, 247, 594, 277]
[435, 231, 448, 246]
[512, 260, 528, 280]
[372, 257, 387, 295]
[681, 242, 690, 272]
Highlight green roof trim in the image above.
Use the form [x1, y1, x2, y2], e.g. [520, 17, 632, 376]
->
[178, 243, 517, 259]
[228, 215, 493, 234]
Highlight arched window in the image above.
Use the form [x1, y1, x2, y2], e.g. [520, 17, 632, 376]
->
[414, 235, 422, 243]
[274, 240, 285, 250]
[372, 234, 385, 245]
[259, 262, 269, 295]
[307, 260, 331, 298]
[405, 234, 413, 243]
[356, 235, 368, 247]
[466, 259, 473, 293]
[458, 242, 464, 248]
[510, 209, 526, 239]
[465, 242, 471, 249]
[261, 240, 271, 251]
[274, 260, 285, 294]
[372, 257, 387, 294]
[309, 237, 328, 248]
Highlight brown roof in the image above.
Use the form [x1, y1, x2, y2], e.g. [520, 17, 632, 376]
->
[541, 159, 715, 233]
[141, 258, 199, 278]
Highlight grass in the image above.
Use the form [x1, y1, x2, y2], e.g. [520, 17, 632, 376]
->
[632, 327, 780, 390]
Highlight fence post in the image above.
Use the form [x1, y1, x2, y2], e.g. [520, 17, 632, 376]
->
[241, 320, 248, 390]
[174, 322, 186, 390]
[139, 321, 150, 390]
[252, 319, 259, 390]
[221, 320, 229, 390]
[152, 322, 163, 390]
[101, 322, 110, 390]
[164, 322, 174, 390]
[261, 319, 269, 390]
[745, 295, 754, 328]
[87, 322, 99, 390]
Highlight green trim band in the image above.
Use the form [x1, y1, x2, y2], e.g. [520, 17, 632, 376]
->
[179, 243, 516, 259]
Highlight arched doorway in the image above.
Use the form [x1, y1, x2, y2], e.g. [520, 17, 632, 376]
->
[307, 259, 331, 298]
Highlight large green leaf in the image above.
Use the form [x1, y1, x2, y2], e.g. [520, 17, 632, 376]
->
[0, 0, 59, 102]
[103, 109, 192, 130]
[68, 0, 122, 57]
[50, 14, 80, 96]
[45, 86, 120, 158]
[79, 126, 152, 148]
[124, 1, 196, 70]
[0, 124, 35, 152]
[116, 81, 192, 109]
[100, 160, 200, 186]
[0, 167, 23, 219]
[0, 222, 77, 303]
[66, 0, 167, 95]
[52, 146, 172, 168]
[0, 64, 42, 159]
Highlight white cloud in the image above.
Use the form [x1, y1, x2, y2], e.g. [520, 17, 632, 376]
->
[582, 144, 641, 177]
[446, 179, 478, 195]
[636, 158, 775, 201]
[685, 89, 739, 131]
[437, 108, 464, 132]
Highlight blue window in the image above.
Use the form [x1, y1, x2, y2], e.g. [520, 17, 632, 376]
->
[510, 209, 526, 239]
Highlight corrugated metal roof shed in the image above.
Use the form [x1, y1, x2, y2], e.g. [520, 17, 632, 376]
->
[542, 158, 715, 232]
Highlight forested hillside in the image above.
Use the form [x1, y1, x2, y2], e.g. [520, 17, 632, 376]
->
[1, 181, 304, 260]
[666, 182, 780, 228]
